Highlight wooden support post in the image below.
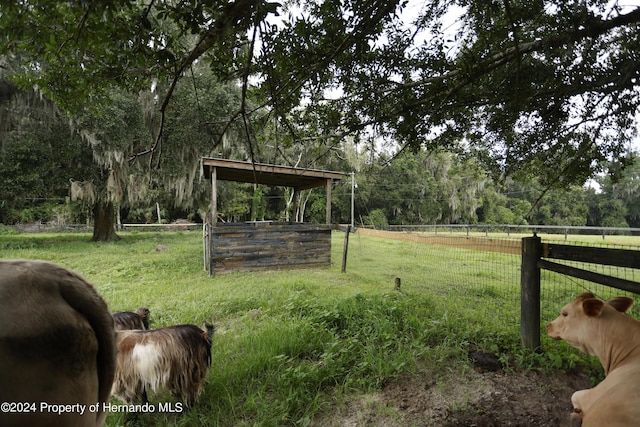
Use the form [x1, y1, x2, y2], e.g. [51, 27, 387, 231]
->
[351, 172, 355, 229]
[203, 223, 207, 271]
[211, 167, 217, 225]
[326, 179, 332, 225]
[292, 188, 299, 222]
[209, 167, 217, 277]
[521, 235, 542, 350]
[341, 225, 350, 273]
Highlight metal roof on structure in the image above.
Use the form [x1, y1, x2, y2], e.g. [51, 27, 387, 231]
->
[201, 157, 347, 191]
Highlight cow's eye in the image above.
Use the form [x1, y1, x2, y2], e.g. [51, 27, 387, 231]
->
[562, 311, 568, 317]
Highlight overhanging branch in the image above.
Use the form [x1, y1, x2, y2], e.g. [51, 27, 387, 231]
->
[128, 0, 265, 163]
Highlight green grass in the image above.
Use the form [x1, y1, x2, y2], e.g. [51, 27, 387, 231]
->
[0, 230, 606, 426]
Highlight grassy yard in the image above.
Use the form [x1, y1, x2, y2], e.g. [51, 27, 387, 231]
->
[0, 229, 609, 426]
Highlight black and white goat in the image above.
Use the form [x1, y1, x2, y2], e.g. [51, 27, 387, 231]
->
[112, 307, 150, 330]
[112, 323, 214, 407]
[0, 259, 116, 427]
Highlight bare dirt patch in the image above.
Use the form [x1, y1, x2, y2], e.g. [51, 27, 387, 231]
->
[313, 368, 593, 426]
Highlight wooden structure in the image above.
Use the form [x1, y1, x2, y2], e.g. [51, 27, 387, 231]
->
[201, 158, 346, 275]
[206, 222, 332, 274]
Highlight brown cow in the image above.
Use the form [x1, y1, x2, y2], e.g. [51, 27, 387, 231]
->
[0, 259, 116, 427]
[547, 292, 640, 427]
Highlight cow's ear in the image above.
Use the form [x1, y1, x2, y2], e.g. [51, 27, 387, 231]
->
[582, 298, 604, 317]
[577, 292, 596, 301]
[607, 296, 634, 313]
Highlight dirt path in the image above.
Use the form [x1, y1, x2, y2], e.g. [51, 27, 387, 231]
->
[314, 368, 593, 426]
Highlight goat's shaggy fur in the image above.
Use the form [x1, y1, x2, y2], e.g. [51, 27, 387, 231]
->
[113, 307, 150, 330]
[112, 323, 214, 407]
[0, 259, 116, 427]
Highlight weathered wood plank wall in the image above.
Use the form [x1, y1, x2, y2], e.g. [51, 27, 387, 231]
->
[208, 223, 332, 275]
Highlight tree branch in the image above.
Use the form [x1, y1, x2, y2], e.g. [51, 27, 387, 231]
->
[128, 0, 264, 163]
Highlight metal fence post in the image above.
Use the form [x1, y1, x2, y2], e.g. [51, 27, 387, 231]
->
[521, 235, 542, 350]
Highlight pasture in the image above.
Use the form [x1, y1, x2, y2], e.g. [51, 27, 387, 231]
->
[0, 229, 617, 425]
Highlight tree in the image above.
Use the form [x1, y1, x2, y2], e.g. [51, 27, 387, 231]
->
[70, 70, 246, 240]
[0, 79, 95, 224]
[155, 67, 247, 216]
[477, 188, 515, 224]
[599, 199, 629, 228]
[591, 154, 640, 227]
[350, 148, 489, 225]
[0, 63, 248, 239]
[351, 152, 434, 225]
[528, 184, 589, 226]
[2, 0, 640, 191]
[72, 90, 154, 241]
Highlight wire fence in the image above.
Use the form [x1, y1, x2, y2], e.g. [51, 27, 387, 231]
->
[0, 223, 201, 233]
[348, 226, 640, 341]
[387, 223, 640, 239]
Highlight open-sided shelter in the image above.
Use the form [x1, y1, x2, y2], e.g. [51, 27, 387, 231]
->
[201, 158, 347, 276]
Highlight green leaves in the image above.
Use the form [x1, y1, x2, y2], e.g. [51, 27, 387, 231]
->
[2, 0, 640, 191]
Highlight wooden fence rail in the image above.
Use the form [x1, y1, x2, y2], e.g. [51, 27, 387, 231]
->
[521, 235, 640, 349]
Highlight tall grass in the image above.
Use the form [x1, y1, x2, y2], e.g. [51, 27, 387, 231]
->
[0, 230, 603, 426]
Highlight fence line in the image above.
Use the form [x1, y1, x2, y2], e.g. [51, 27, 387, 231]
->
[348, 228, 524, 335]
[356, 227, 521, 254]
[385, 224, 640, 239]
[351, 227, 640, 350]
[0, 223, 201, 233]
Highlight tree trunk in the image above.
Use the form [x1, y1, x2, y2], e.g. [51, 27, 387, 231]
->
[91, 201, 121, 242]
